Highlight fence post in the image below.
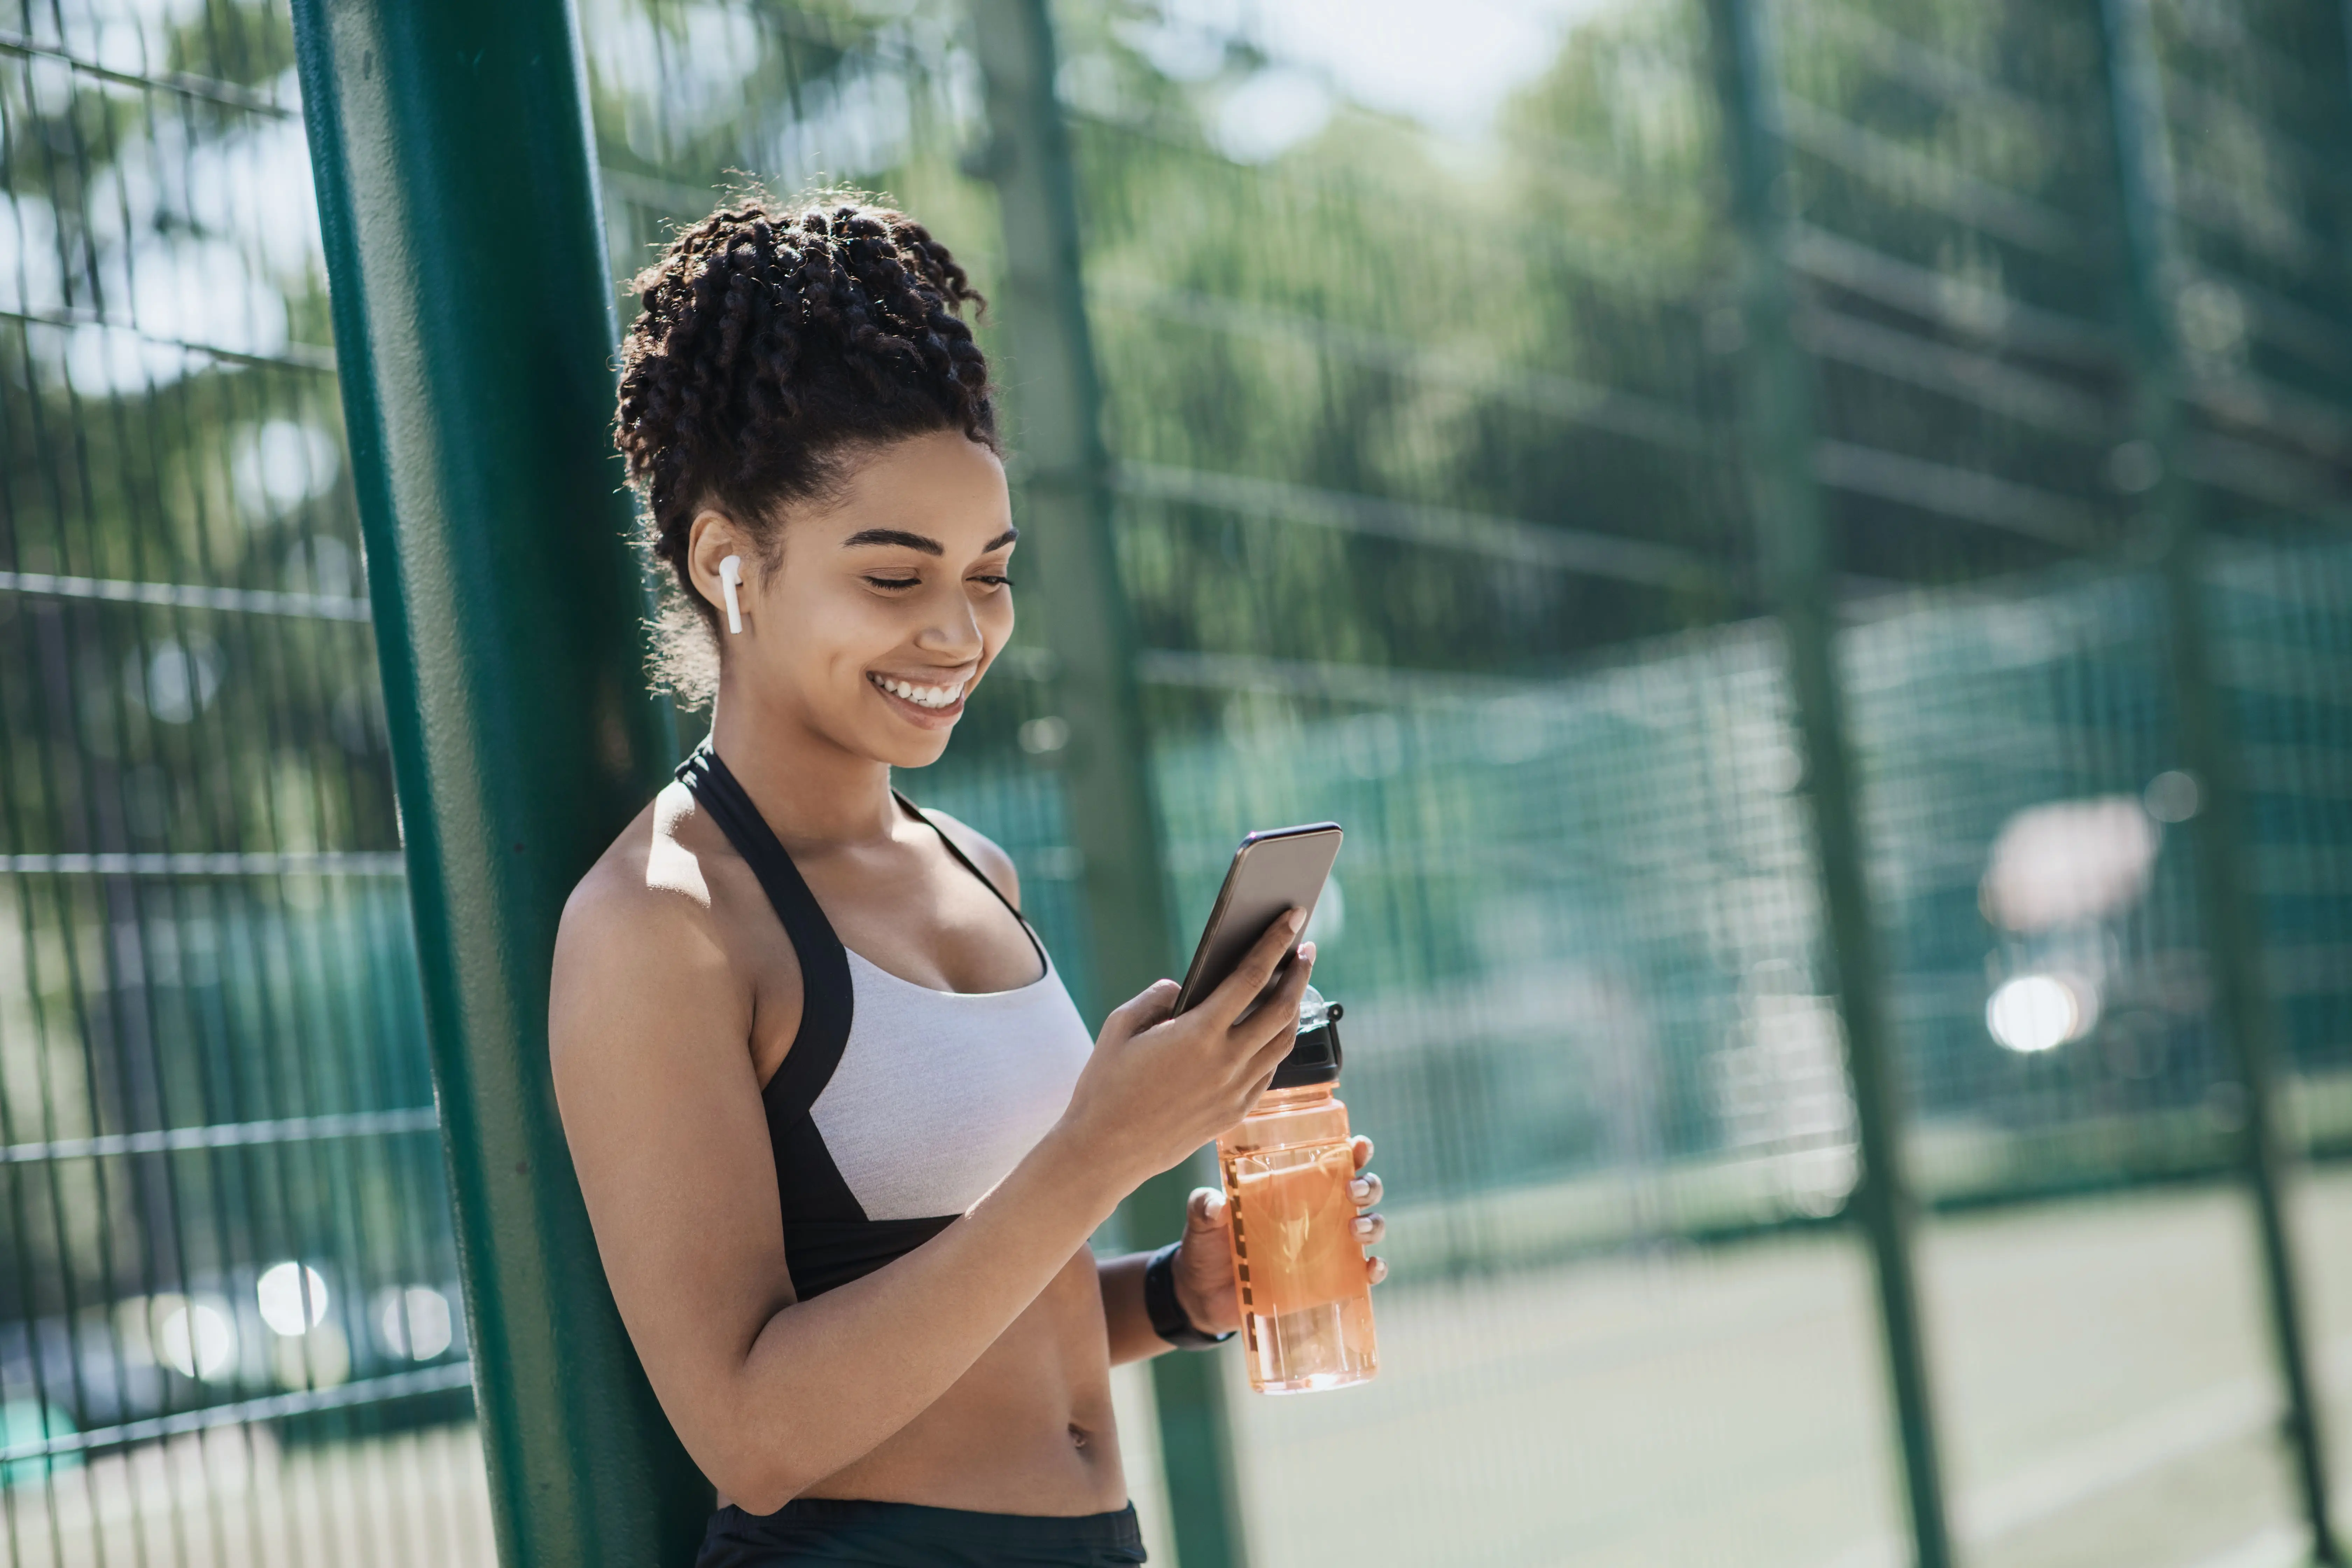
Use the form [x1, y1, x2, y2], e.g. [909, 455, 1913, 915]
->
[289, 4, 709, 1564]
[964, 3, 1247, 1564]
[2093, 3, 2343, 1560]
[1703, 4, 1956, 1565]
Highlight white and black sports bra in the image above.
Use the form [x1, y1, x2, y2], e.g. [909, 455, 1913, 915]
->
[676, 745, 1096, 1300]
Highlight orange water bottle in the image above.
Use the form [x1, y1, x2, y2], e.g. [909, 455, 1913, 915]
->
[1218, 985, 1378, 1393]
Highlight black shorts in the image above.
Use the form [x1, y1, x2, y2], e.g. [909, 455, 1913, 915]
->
[694, 1497, 1148, 1567]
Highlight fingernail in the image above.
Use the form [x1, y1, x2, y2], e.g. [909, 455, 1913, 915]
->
[1299, 940, 1316, 964]
[1371, 1258, 1389, 1283]
[1350, 1179, 1370, 1201]
[1283, 909, 1305, 934]
[1353, 1216, 1374, 1237]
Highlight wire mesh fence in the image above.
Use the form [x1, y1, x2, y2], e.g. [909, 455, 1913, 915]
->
[0, 2, 490, 1563]
[579, 1, 2352, 1564]
[4, 0, 2350, 1564]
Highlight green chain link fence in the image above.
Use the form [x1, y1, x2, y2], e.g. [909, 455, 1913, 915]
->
[0, 4, 491, 1564]
[5, 0, 2350, 1564]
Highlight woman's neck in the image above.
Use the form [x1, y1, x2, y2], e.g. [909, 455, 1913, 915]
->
[707, 679, 899, 850]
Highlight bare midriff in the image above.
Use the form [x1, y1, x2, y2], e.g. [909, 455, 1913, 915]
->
[716, 1246, 1126, 1518]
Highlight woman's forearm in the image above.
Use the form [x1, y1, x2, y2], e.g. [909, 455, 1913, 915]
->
[712, 1126, 1130, 1508]
[1100, 1183, 1252, 1365]
[1099, 1252, 1170, 1366]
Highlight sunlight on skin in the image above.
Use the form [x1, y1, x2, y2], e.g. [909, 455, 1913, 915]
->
[644, 783, 713, 906]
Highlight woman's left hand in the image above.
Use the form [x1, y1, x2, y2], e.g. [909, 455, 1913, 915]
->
[1172, 1136, 1388, 1336]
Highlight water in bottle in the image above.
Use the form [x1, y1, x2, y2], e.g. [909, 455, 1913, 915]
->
[1218, 985, 1378, 1393]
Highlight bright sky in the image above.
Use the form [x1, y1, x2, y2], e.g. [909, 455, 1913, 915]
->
[1138, 0, 1630, 153]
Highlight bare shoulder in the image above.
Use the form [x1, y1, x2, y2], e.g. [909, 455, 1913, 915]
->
[912, 804, 1022, 911]
[556, 785, 721, 972]
[550, 782, 751, 1078]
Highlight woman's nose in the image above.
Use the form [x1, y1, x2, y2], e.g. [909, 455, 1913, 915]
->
[916, 590, 985, 658]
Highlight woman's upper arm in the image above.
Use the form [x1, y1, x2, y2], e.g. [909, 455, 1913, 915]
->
[548, 873, 794, 1490]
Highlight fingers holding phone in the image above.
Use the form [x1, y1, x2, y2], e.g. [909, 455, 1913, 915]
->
[1237, 932, 1317, 1085]
[1191, 904, 1318, 1103]
[1201, 902, 1309, 1028]
[1060, 909, 1316, 1188]
[1057, 821, 1340, 1194]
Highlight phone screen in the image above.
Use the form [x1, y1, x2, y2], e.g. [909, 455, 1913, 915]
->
[1174, 823, 1343, 1014]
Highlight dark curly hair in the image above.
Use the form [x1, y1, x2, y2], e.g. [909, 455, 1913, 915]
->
[615, 190, 996, 699]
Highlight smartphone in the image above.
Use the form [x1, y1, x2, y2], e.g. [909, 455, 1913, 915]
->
[1173, 822, 1343, 1015]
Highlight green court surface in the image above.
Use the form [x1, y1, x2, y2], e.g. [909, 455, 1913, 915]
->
[1110, 1170, 2352, 1568]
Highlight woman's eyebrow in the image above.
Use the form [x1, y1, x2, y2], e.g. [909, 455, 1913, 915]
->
[838, 525, 1018, 554]
[841, 527, 943, 554]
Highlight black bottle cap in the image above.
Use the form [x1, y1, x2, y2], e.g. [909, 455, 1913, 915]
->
[1269, 1001, 1343, 1090]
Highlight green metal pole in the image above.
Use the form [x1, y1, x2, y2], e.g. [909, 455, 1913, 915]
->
[290, 5, 707, 1565]
[2094, 4, 2342, 1560]
[1704, 4, 1955, 1566]
[964, 4, 1246, 1564]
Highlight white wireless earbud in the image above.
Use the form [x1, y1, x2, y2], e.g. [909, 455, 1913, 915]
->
[718, 554, 744, 635]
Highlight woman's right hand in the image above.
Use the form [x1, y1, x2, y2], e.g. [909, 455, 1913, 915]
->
[1058, 909, 1317, 1190]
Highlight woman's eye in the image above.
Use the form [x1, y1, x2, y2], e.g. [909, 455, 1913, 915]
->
[864, 575, 921, 590]
[972, 574, 1015, 589]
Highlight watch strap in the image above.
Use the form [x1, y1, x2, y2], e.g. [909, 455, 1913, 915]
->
[1143, 1241, 1235, 1350]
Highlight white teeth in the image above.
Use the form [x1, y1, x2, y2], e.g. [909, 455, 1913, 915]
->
[873, 674, 965, 710]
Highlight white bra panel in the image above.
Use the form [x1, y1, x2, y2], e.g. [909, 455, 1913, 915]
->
[807, 950, 1095, 1222]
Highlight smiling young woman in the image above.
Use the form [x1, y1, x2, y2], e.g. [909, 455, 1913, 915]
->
[547, 195, 1387, 1567]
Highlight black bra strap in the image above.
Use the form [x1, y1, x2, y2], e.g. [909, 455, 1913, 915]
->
[892, 788, 1048, 974]
[674, 746, 855, 1125]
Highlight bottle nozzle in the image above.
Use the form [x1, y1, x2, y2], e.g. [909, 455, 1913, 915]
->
[1274, 984, 1343, 1088]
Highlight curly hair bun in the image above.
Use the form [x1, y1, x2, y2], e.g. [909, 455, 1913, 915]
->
[614, 191, 996, 691]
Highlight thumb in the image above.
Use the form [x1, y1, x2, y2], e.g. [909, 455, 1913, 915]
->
[1185, 1185, 1229, 1234]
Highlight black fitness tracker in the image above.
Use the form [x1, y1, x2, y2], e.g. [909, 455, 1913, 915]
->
[1143, 1241, 1235, 1350]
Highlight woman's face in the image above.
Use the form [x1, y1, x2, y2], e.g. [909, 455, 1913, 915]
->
[687, 429, 1016, 768]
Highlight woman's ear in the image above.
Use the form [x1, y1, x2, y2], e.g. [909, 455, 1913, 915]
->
[685, 510, 747, 616]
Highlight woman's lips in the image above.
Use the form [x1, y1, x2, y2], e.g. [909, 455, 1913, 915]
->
[868, 671, 969, 726]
